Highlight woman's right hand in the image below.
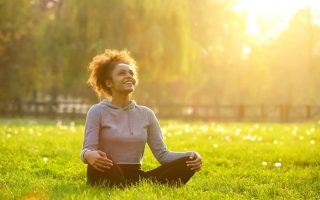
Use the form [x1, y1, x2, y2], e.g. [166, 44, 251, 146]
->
[84, 150, 113, 172]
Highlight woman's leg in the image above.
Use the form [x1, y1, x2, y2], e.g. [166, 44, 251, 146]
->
[143, 156, 195, 186]
[118, 164, 144, 186]
[87, 163, 125, 187]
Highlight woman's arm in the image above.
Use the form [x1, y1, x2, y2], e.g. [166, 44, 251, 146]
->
[146, 109, 193, 165]
[80, 105, 100, 163]
[80, 105, 113, 172]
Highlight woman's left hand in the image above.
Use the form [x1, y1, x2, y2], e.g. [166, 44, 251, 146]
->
[186, 152, 202, 172]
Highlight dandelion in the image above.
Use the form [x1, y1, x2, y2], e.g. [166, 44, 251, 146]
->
[257, 136, 263, 141]
[43, 157, 48, 163]
[200, 125, 208, 132]
[56, 120, 62, 127]
[184, 124, 191, 133]
[250, 135, 256, 142]
[235, 128, 241, 136]
[7, 134, 11, 138]
[299, 136, 304, 141]
[213, 144, 219, 148]
[310, 140, 316, 145]
[273, 140, 278, 144]
[274, 162, 281, 168]
[292, 129, 297, 136]
[262, 161, 267, 166]
[225, 136, 231, 141]
[70, 126, 76, 133]
[243, 135, 251, 140]
[254, 123, 260, 129]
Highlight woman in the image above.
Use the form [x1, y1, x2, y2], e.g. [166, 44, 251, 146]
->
[81, 49, 202, 187]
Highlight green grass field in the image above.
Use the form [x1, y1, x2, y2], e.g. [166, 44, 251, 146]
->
[0, 118, 319, 199]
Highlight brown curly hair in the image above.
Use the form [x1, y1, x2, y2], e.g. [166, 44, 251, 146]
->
[87, 49, 138, 99]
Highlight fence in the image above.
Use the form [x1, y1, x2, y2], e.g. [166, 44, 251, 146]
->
[1, 100, 320, 122]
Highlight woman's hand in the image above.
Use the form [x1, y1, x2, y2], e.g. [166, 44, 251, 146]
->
[186, 152, 202, 172]
[84, 150, 113, 172]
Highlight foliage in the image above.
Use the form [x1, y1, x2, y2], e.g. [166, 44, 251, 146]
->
[0, 0, 320, 105]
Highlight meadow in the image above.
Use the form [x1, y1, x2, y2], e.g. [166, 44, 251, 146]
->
[0, 118, 319, 199]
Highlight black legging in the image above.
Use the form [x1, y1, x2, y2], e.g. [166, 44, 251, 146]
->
[87, 156, 195, 187]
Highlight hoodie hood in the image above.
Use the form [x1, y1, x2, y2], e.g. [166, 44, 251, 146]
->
[99, 99, 137, 110]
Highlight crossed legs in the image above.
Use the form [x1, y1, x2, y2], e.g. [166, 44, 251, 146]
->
[86, 156, 195, 187]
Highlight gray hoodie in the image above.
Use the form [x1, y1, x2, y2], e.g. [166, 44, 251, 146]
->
[80, 99, 192, 164]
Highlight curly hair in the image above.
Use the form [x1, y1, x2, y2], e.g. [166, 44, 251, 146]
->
[87, 49, 138, 99]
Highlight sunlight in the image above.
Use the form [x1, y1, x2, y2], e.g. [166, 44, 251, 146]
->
[233, 0, 320, 43]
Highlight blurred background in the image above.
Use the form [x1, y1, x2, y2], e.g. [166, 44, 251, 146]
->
[1, 0, 320, 121]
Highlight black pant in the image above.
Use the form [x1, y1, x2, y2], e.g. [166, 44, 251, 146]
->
[87, 156, 195, 187]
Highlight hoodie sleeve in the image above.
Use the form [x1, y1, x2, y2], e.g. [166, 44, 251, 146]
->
[146, 109, 192, 165]
[80, 105, 100, 164]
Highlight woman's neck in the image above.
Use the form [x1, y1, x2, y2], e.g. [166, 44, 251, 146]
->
[110, 93, 131, 108]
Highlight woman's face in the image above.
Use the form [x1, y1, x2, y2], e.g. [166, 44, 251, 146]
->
[106, 63, 137, 95]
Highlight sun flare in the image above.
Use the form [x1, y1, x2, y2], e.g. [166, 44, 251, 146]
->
[232, 0, 320, 42]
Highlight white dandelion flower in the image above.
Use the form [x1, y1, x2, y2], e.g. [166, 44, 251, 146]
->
[274, 162, 281, 168]
[262, 161, 267, 166]
[235, 128, 241, 136]
[43, 157, 48, 163]
[310, 140, 316, 145]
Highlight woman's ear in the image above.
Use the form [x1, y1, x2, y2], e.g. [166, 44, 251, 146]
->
[105, 80, 112, 88]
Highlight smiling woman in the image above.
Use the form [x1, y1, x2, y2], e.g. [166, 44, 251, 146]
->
[81, 49, 202, 187]
[87, 49, 138, 100]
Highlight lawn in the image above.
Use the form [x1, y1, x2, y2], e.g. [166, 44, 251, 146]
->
[0, 118, 319, 199]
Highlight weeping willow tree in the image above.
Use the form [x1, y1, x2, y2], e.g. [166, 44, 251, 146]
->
[1, 0, 320, 107]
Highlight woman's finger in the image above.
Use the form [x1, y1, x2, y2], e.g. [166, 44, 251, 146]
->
[98, 157, 113, 165]
[186, 162, 201, 168]
[191, 167, 201, 172]
[186, 157, 201, 164]
[190, 164, 202, 171]
[92, 163, 105, 172]
[95, 162, 111, 170]
[96, 160, 112, 168]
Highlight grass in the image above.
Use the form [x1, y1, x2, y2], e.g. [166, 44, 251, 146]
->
[0, 118, 319, 199]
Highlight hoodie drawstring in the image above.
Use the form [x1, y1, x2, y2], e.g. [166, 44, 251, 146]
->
[127, 110, 133, 135]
